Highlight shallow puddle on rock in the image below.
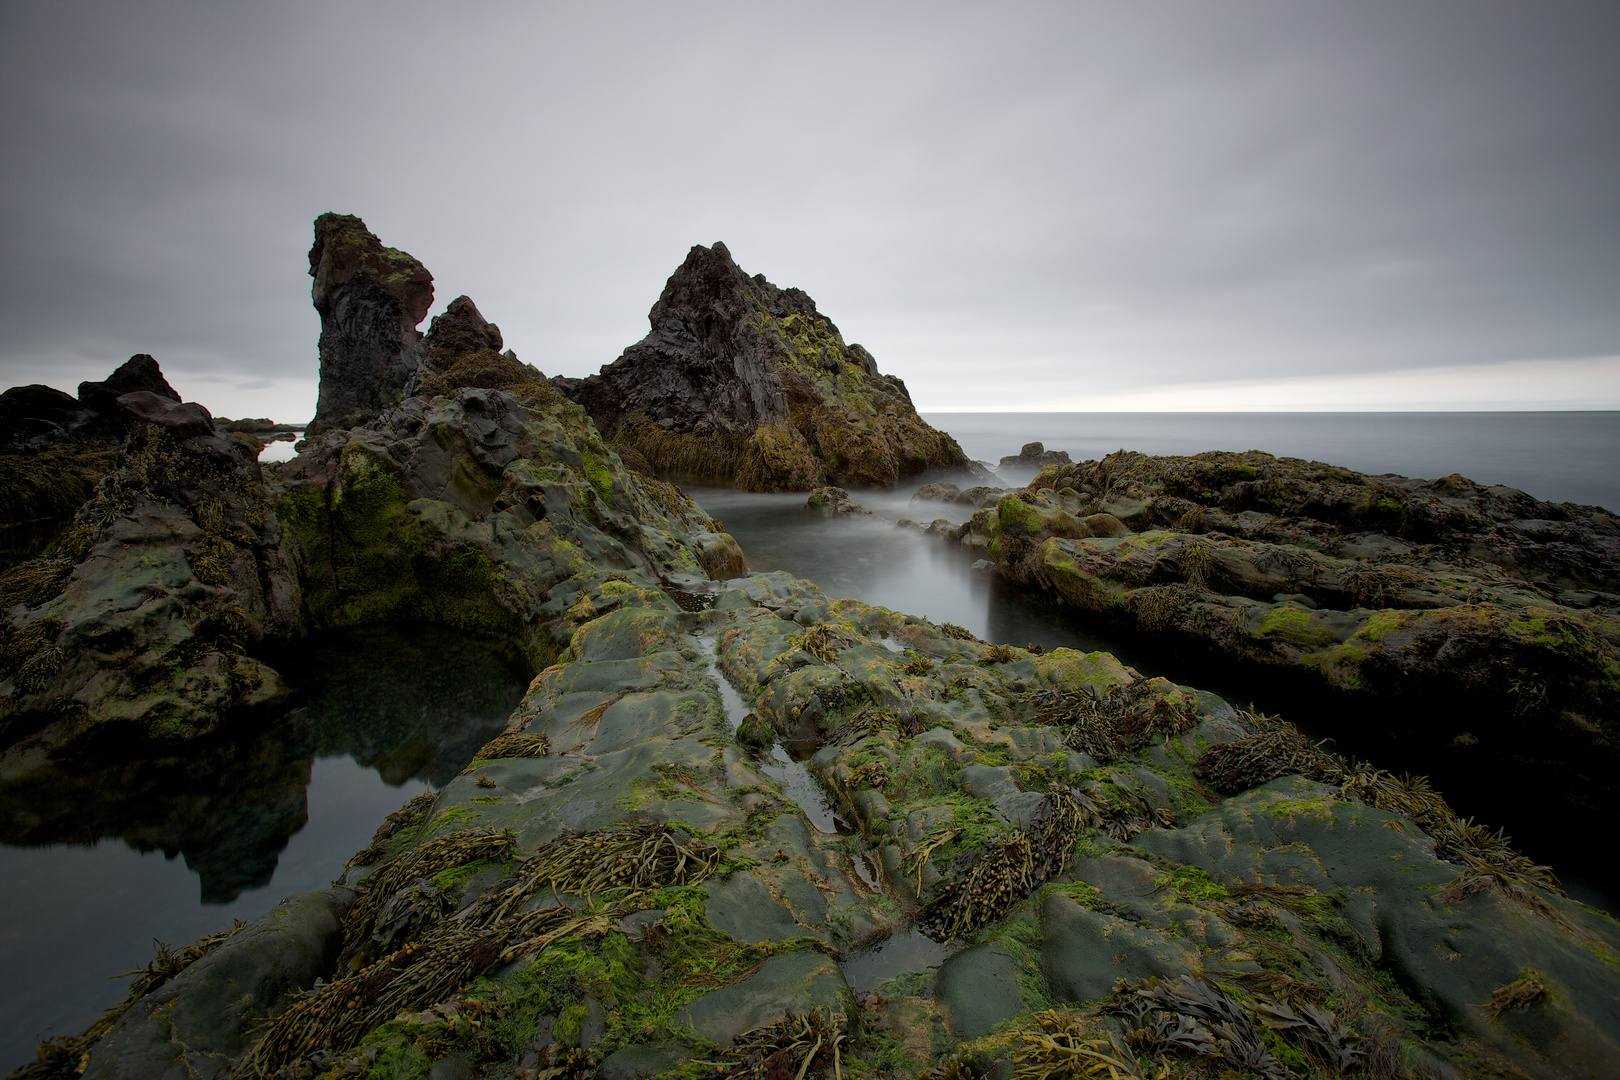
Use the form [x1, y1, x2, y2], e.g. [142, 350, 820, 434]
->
[699, 636, 846, 835]
[840, 927, 952, 993]
[851, 849, 883, 890]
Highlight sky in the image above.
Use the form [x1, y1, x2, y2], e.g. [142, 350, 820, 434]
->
[1, 1, 1617, 421]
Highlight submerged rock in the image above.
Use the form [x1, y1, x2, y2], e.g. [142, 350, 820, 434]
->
[804, 486, 875, 517]
[550, 242, 974, 490]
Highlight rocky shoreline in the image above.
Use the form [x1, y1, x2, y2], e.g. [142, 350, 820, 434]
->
[3, 215, 1618, 1080]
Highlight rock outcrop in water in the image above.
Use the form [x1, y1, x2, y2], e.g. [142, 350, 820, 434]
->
[954, 450, 1620, 805]
[550, 242, 974, 491]
[0, 216, 742, 762]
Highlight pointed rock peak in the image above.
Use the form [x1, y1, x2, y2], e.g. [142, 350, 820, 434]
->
[78, 354, 180, 410]
[424, 295, 504, 362]
[308, 212, 434, 326]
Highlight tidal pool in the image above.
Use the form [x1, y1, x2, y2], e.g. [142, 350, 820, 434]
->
[0, 626, 531, 1071]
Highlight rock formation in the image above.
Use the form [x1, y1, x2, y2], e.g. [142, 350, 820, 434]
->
[0, 354, 189, 569]
[306, 213, 435, 438]
[11, 216, 1620, 1080]
[551, 242, 974, 490]
[34, 570, 1620, 1080]
[953, 449, 1620, 813]
[997, 440, 1071, 472]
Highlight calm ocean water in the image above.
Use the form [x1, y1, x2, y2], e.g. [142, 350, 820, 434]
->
[925, 412, 1620, 513]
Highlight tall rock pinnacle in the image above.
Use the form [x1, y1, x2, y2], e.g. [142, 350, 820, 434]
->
[551, 242, 973, 490]
[307, 213, 434, 437]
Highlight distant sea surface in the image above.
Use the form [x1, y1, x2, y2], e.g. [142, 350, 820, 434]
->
[925, 412, 1620, 513]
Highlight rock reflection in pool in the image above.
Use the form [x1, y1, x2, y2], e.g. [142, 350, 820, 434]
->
[0, 625, 530, 1070]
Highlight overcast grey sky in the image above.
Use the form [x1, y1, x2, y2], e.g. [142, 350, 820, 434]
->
[2, 1, 1617, 420]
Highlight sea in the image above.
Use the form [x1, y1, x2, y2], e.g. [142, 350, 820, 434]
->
[1, 411, 1615, 1067]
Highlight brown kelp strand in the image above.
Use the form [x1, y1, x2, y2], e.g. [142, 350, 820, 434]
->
[475, 732, 551, 760]
[1025, 683, 1197, 765]
[496, 823, 720, 908]
[1109, 977, 1300, 1080]
[705, 1006, 847, 1080]
[916, 788, 1096, 941]
[341, 828, 518, 961]
[234, 907, 585, 1080]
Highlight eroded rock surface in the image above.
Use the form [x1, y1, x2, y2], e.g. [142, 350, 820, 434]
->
[952, 450, 1620, 808]
[30, 572, 1620, 1080]
[551, 242, 973, 491]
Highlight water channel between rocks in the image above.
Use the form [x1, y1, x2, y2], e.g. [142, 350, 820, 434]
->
[698, 635, 960, 992]
[0, 627, 533, 1072]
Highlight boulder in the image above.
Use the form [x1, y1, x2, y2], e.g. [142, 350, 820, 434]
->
[997, 441, 1072, 471]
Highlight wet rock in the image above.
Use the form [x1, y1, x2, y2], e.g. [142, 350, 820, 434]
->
[1040, 892, 1197, 1004]
[676, 951, 846, 1044]
[805, 486, 875, 516]
[934, 943, 1028, 1038]
[81, 888, 354, 1080]
[550, 241, 972, 490]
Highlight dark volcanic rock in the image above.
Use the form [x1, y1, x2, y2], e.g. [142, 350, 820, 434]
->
[306, 213, 434, 438]
[0, 356, 192, 570]
[998, 441, 1072, 471]
[551, 242, 973, 491]
[76, 353, 180, 413]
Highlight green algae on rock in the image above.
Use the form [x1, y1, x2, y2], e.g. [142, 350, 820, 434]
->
[550, 242, 975, 491]
[25, 570, 1620, 1080]
[954, 450, 1620, 782]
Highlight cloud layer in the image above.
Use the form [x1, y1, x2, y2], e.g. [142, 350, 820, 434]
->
[2, 1, 1616, 420]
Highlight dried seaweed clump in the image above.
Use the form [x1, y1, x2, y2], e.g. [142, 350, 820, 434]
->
[476, 732, 551, 760]
[238, 824, 718, 1080]
[1027, 684, 1198, 765]
[0, 556, 74, 609]
[705, 1006, 847, 1079]
[791, 623, 853, 663]
[517, 823, 720, 901]
[1193, 727, 1335, 794]
[939, 621, 982, 642]
[1110, 977, 1301, 1079]
[1002, 1012, 1155, 1080]
[916, 788, 1092, 941]
[1479, 971, 1549, 1022]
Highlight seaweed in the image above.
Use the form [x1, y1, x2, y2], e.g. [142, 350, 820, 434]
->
[1478, 971, 1549, 1022]
[476, 732, 551, 760]
[705, 1006, 847, 1079]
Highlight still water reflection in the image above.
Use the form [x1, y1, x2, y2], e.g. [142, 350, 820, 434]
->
[0, 626, 530, 1070]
